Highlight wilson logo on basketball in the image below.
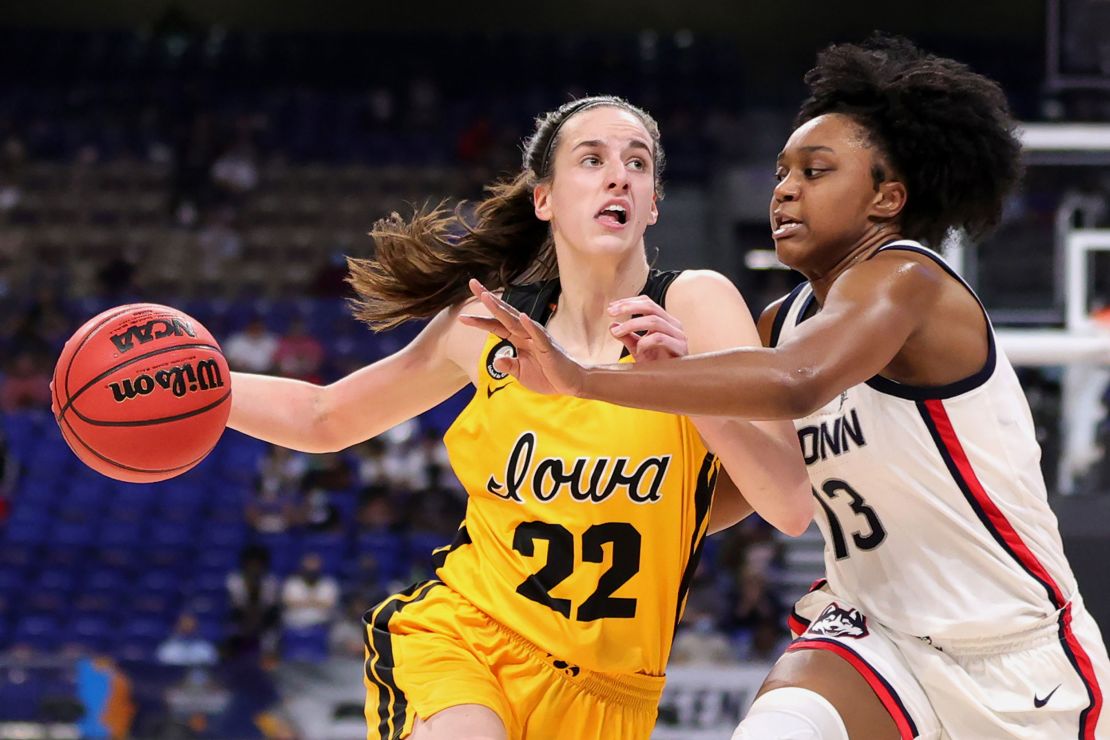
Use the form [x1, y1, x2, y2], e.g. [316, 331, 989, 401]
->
[109, 318, 197, 354]
[108, 359, 225, 403]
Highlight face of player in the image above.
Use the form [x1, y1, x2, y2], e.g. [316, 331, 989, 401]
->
[533, 106, 659, 261]
[770, 113, 904, 275]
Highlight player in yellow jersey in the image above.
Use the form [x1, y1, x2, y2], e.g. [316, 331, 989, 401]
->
[226, 95, 812, 740]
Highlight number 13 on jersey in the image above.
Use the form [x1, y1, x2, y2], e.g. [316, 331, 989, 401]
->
[814, 478, 887, 560]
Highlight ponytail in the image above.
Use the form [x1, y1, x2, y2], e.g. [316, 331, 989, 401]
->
[347, 172, 554, 330]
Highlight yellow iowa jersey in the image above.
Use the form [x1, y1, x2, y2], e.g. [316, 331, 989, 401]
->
[437, 270, 718, 677]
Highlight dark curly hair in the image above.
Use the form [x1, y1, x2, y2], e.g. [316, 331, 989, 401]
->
[796, 34, 1023, 247]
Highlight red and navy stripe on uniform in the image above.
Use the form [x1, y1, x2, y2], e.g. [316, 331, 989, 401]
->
[786, 636, 920, 739]
[918, 399, 1104, 740]
[786, 577, 825, 637]
[783, 578, 921, 738]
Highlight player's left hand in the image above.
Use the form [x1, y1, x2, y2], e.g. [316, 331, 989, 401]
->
[607, 295, 688, 362]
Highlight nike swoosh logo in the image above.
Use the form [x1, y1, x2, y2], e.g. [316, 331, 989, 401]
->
[487, 383, 512, 399]
[1034, 684, 1061, 708]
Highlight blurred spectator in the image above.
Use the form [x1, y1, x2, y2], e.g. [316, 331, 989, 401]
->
[172, 111, 219, 220]
[245, 482, 299, 535]
[0, 133, 26, 214]
[281, 553, 338, 631]
[96, 255, 140, 301]
[381, 438, 426, 492]
[258, 444, 308, 495]
[0, 430, 15, 521]
[210, 116, 260, 201]
[417, 427, 457, 492]
[727, 561, 785, 640]
[0, 351, 51, 412]
[742, 619, 791, 664]
[157, 613, 219, 667]
[223, 317, 278, 373]
[352, 438, 388, 488]
[298, 452, 351, 530]
[312, 249, 352, 297]
[299, 488, 342, 533]
[196, 206, 244, 288]
[329, 595, 369, 658]
[226, 545, 281, 660]
[274, 318, 325, 383]
[356, 488, 401, 532]
[670, 604, 733, 665]
[280, 553, 338, 662]
[303, 451, 353, 493]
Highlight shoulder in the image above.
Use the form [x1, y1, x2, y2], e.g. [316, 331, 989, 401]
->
[433, 290, 504, 377]
[666, 270, 761, 352]
[832, 249, 947, 310]
[666, 269, 746, 312]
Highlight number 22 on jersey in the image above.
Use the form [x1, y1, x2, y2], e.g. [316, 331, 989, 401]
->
[513, 521, 641, 621]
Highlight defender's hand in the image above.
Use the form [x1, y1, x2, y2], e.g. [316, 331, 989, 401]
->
[459, 279, 587, 397]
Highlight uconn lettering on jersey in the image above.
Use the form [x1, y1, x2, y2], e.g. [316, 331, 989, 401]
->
[797, 409, 867, 465]
[486, 432, 670, 504]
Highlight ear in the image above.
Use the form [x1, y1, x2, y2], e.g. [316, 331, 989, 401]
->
[533, 181, 553, 222]
[647, 193, 659, 225]
[871, 179, 907, 221]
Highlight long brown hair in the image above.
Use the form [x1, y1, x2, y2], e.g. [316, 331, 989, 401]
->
[347, 95, 665, 330]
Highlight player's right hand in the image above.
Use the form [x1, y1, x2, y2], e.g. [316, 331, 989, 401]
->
[607, 295, 688, 362]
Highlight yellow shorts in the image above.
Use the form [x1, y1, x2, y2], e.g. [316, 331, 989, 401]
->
[362, 580, 665, 740]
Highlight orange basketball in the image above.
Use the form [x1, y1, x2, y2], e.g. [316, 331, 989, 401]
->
[51, 303, 232, 483]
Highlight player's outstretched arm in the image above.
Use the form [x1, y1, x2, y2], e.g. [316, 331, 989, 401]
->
[475, 259, 935, 420]
[228, 304, 474, 453]
[660, 271, 812, 536]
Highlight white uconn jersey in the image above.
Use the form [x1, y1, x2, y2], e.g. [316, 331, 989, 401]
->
[773, 242, 1080, 642]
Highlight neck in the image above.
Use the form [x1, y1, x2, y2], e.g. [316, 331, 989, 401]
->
[807, 227, 903, 305]
[549, 244, 650, 358]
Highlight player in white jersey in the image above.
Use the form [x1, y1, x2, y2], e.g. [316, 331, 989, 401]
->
[467, 35, 1110, 739]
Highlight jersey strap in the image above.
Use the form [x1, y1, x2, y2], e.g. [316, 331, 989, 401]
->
[501, 270, 682, 358]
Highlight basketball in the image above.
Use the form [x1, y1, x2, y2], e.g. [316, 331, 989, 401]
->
[51, 303, 232, 483]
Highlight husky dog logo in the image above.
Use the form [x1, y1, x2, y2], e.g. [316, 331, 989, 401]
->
[486, 339, 517, 380]
[808, 603, 869, 639]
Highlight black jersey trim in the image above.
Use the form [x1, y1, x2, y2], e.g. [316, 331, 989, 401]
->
[673, 453, 719, 636]
[503, 269, 682, 359]
[363, 580, 442, 739]
[619, 269, 682, 359]
[861, 244, 996, 400]
[431, 524, 473, 572]
[769, 282, 808, 348]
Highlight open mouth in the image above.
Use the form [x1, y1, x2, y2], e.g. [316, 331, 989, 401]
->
[596, 204, 628, 226]
[772, 212, 803, 238]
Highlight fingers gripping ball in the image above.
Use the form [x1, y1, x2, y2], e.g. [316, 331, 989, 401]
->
[51, 304, 232, 482]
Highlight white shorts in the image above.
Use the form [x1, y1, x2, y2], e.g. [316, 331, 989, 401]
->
[788, 580, 1110, 739]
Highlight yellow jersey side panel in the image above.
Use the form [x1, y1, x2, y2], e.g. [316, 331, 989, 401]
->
[439, 333, 717, 676]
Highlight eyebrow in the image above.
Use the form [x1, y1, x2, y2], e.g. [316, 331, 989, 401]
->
[776, 145, 836, 161]
[572, 138, 652, 155]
